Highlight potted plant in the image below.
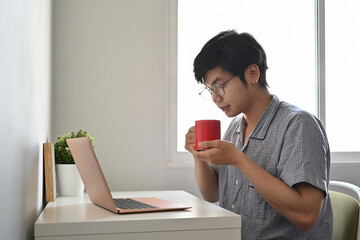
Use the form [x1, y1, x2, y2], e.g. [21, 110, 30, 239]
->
[55, 129, 97, 196]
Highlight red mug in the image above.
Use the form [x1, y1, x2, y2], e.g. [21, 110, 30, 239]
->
[195, 120, 221, 150]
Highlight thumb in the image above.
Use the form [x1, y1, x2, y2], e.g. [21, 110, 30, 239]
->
[199, 140, 220, 149]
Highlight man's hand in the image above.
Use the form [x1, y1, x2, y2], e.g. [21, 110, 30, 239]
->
[193, 140, 243, 166]
[185, 126, 219, 202]
[184, 126, 196, 152]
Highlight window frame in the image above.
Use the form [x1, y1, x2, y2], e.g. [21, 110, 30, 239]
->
[166, 0, 360, 168]
[166, 0, 193, 167]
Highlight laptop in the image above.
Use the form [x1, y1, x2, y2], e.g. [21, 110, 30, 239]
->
[66, 137, 191, 214]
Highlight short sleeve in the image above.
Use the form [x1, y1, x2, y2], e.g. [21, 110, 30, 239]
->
[277, 113, 330, 194]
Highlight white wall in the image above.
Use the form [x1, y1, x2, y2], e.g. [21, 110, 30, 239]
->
[51, 0, 359, 202]
[0, 0, 52, 240]
[51, 0, 201, 196]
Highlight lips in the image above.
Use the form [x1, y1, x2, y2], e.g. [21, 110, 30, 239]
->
[220, 105, 230, 112]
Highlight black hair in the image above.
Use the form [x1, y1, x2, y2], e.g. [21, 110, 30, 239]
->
[193, 30, 269, 89]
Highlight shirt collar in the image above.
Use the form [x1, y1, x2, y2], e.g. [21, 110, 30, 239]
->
[236, 95, 281, 140]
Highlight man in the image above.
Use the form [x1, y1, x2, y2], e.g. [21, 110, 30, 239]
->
[185, 30, 332, 239]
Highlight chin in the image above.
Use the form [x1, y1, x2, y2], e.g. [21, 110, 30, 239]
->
[225, 109, 242, 118]
[224, 112, 237, 118]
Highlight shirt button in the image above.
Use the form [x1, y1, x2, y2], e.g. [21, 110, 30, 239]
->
[235, 180, 239, 185]
[231, 204, 235, 209]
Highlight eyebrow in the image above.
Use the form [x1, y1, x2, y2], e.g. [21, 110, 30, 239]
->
[205, 77, 221, 88]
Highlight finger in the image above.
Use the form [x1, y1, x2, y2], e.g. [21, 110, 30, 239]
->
[190, 144, 196, 153]
[190, 145, 199, 155]
[188, 126, 195, 132]
[185, 132, 195, 140]
[185, 133, 195, 143]
[185, 128, 195, 139]
[198, 140, 221, 149]
[185, 142, 195, 150]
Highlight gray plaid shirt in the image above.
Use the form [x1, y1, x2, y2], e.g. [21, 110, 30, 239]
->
[212, 95, 333, 240]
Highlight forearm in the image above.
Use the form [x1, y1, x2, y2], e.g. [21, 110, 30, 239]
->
[235, 153, 323, 231]
[194, 156, 219, 202]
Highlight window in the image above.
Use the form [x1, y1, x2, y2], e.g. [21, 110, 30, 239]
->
[167, 0, 360, 167]
[325, 0, 360, 152]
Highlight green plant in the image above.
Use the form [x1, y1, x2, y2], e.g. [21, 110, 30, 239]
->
[54, 129, 97, 164]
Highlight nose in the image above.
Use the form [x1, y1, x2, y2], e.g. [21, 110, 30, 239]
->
[212, 93, 222, 103]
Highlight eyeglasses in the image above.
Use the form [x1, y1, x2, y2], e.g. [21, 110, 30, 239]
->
[199, 75, 236, 101]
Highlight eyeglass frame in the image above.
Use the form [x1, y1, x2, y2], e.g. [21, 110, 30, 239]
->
[199, 75, 236, 99]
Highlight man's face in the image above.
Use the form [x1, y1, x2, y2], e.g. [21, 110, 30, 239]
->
[203, 66, 256, 117]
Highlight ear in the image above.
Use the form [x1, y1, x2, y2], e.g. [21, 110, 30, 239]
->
[246, 64, 260, 84]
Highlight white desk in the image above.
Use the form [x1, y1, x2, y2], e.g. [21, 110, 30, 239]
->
[34, 190, 241, 240]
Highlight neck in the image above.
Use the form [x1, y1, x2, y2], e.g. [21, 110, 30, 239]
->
[243, 90, 272, 130]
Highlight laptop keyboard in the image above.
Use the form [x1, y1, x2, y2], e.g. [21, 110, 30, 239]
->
[113, 198, 158, 209]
